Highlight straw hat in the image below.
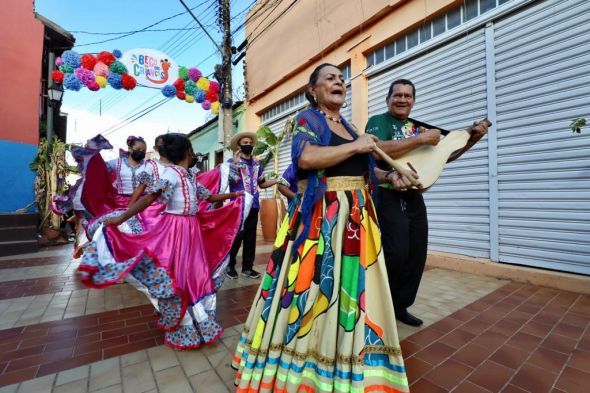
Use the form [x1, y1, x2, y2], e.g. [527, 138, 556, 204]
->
[230, 131, 258, 152]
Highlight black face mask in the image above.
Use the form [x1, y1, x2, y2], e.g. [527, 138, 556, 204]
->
[131, 150, 146, 161]
[240, 144, 254, 156]
[189, 156, 198, 168]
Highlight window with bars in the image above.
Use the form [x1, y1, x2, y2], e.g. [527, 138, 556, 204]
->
[366, 0, 513, 68]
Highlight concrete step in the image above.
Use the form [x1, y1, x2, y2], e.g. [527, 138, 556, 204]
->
[0, 213, 38, 229]
[0, 226, 37, 242]
[0, 240, 39, 258]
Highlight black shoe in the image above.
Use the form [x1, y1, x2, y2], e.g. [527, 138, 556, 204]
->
[226, 266, 238, 280]
[395, 309, 423, 327]
[241, 268, 261, 279]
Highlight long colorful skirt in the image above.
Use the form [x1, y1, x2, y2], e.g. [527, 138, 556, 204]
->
[232, 185, 409, 392]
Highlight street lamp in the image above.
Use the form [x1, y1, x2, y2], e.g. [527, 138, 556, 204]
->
[47, 82, 64, 107]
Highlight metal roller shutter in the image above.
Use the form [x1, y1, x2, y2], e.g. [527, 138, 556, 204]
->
[494, 0, 590, 274]
[367, 29, 490, 258]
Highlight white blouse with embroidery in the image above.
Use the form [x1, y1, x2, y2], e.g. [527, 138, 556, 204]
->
[152, 165, 211, 216]
[106, 158, 149, 195]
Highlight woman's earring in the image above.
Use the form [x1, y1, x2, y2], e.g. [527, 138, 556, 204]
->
[342, 100, 348, 108]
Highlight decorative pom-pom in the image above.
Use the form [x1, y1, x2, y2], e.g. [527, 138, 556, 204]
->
[62, 50, 81, 68]
[59, 64, 74, 74]
[121, 74, 137, 90]
[109, 61, 128, 75]
[55, 57, 63, 67]
[185, 95, 194, 103]
[93, 62, 110, 77]
[75, 67, 95, 85]
[107, 73, 122, 89]
[189, 67, 202, 81]
[209, 80, 220, 93]
[97, 51, 116, 66]
[184, 80, 196, 95]
[162, 85, 177, 98]
[201, 100, 211, 110]
[173, 78, 185, 91]
[176, 90, 186, 100]
[51, 70, 65, 84]
[195, 90, 206, 103]
[96, 75, 107, 88]
[63, 73, 81, 91]
[178, 66, 189, 81]
[211, 101, 220, 115]
[205, 90, 218, 103]
[112, 49, 123, 58]
[80, 54, 97, 70]
[196, 77, 210, 91]
[87, 80, 100, 91]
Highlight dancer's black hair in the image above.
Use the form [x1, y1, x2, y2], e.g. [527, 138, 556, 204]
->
[161, 133, 192, 164]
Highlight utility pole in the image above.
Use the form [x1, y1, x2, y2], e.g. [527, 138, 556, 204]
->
[220, 0, 233, 159]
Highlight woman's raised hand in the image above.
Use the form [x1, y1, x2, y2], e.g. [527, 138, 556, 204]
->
[353, 134, 379, 154]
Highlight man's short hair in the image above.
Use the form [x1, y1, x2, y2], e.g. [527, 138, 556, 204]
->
[386, 79, 416, 102]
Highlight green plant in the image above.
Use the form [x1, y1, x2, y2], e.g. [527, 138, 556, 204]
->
[571, 118, 587, 133]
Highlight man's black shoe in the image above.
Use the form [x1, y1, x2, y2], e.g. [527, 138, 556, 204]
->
[226, 266, 238, 279]
[395, 309, 423, 327]
[241, 268, 261, 279]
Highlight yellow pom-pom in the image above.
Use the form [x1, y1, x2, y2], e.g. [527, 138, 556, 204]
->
[185, 95, 194, 103]
[196, 77, 210, 91]
[212, 101, 220, 114]
[96, 75, 107, 88]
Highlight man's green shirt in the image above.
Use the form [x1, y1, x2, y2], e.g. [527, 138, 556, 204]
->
[365, 112, 420, 188]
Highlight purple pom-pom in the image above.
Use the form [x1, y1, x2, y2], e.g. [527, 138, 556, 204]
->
[162, 85, 177, 98]
[201, 100, 211, 110]
[189, 68, 202, 81]
[112, 49, 123, 59]
[63, 73, 82, 91]
[74, 67, 95, 85]
[55, 57, 63, 67]
[62, 50, 81, 68]
[107, 73, 122, 89]
[194, 90, 205, 103]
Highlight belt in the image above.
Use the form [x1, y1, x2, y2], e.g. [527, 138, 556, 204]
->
[297, 176, 367, 193]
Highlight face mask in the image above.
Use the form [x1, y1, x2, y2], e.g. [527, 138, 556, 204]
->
[240, 144, 254, 156]
[189, 156, 198, 168]
[131, 150, 146, 161]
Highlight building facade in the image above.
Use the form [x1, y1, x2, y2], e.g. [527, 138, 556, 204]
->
[244, 0, 590, 275]
[0, 2, 73, 212]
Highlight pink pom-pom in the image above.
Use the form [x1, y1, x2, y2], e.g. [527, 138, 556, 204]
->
[121, 74, 137, 90]
[189, 67, 202, 81]
[87, 81, 100, 91]
[201, 100, 211, 110]
[93, 62, 110, 77]
[55, 57, 63, 67]
[209, 80, 220, 93]
[80, 54, 97, 70]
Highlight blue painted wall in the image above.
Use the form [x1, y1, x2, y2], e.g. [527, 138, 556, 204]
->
[0, 140, 38, 212]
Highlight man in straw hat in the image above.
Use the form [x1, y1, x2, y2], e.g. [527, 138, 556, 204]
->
[226, 131, 278, 279]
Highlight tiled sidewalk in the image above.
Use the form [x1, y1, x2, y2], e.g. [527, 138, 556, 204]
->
[0, 238, 588, 393]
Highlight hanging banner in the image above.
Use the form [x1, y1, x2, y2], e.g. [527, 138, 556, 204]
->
[120, 48, 179, 88]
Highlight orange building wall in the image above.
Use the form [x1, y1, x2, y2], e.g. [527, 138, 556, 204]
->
[245, 0, 458, 130]
[0, 0, 45, 145]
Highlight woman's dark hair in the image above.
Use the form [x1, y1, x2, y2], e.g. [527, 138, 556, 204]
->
[386, 79, 416, 103]
[304, 63, 339, 107]
[161, 133, 192, 164]
[155, 134, 167, 158]
[126, 135, 146, 149]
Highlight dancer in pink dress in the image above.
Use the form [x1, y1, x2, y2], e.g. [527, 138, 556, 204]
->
[72, 133, 250, 349]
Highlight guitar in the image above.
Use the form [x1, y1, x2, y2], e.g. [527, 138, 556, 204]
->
[394, 119, 492, 190]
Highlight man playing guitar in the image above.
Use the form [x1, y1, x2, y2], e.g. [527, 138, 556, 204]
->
[366, 79, 489, 326]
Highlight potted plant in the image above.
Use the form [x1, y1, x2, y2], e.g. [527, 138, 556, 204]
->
[254, 118, 294, 241]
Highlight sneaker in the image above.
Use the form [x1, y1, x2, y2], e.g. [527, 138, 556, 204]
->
[241, 269, 261, 279]
[226, 267, 238, 280]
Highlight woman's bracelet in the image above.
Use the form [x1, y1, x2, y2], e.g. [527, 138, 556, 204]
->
[385, 169, 396, 182]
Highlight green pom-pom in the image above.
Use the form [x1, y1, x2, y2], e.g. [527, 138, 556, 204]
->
[185, 80, 197, 95]
[109, 61, 128, 75]
[59, 64, 74, 73]
[178, 66, 189, 81]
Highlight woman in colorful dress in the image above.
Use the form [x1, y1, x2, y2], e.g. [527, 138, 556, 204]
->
[232, 64, 412, 392]
[79, 133, 249, 349]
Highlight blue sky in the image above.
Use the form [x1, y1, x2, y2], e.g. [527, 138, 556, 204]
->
[34, 0, 253, 152]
